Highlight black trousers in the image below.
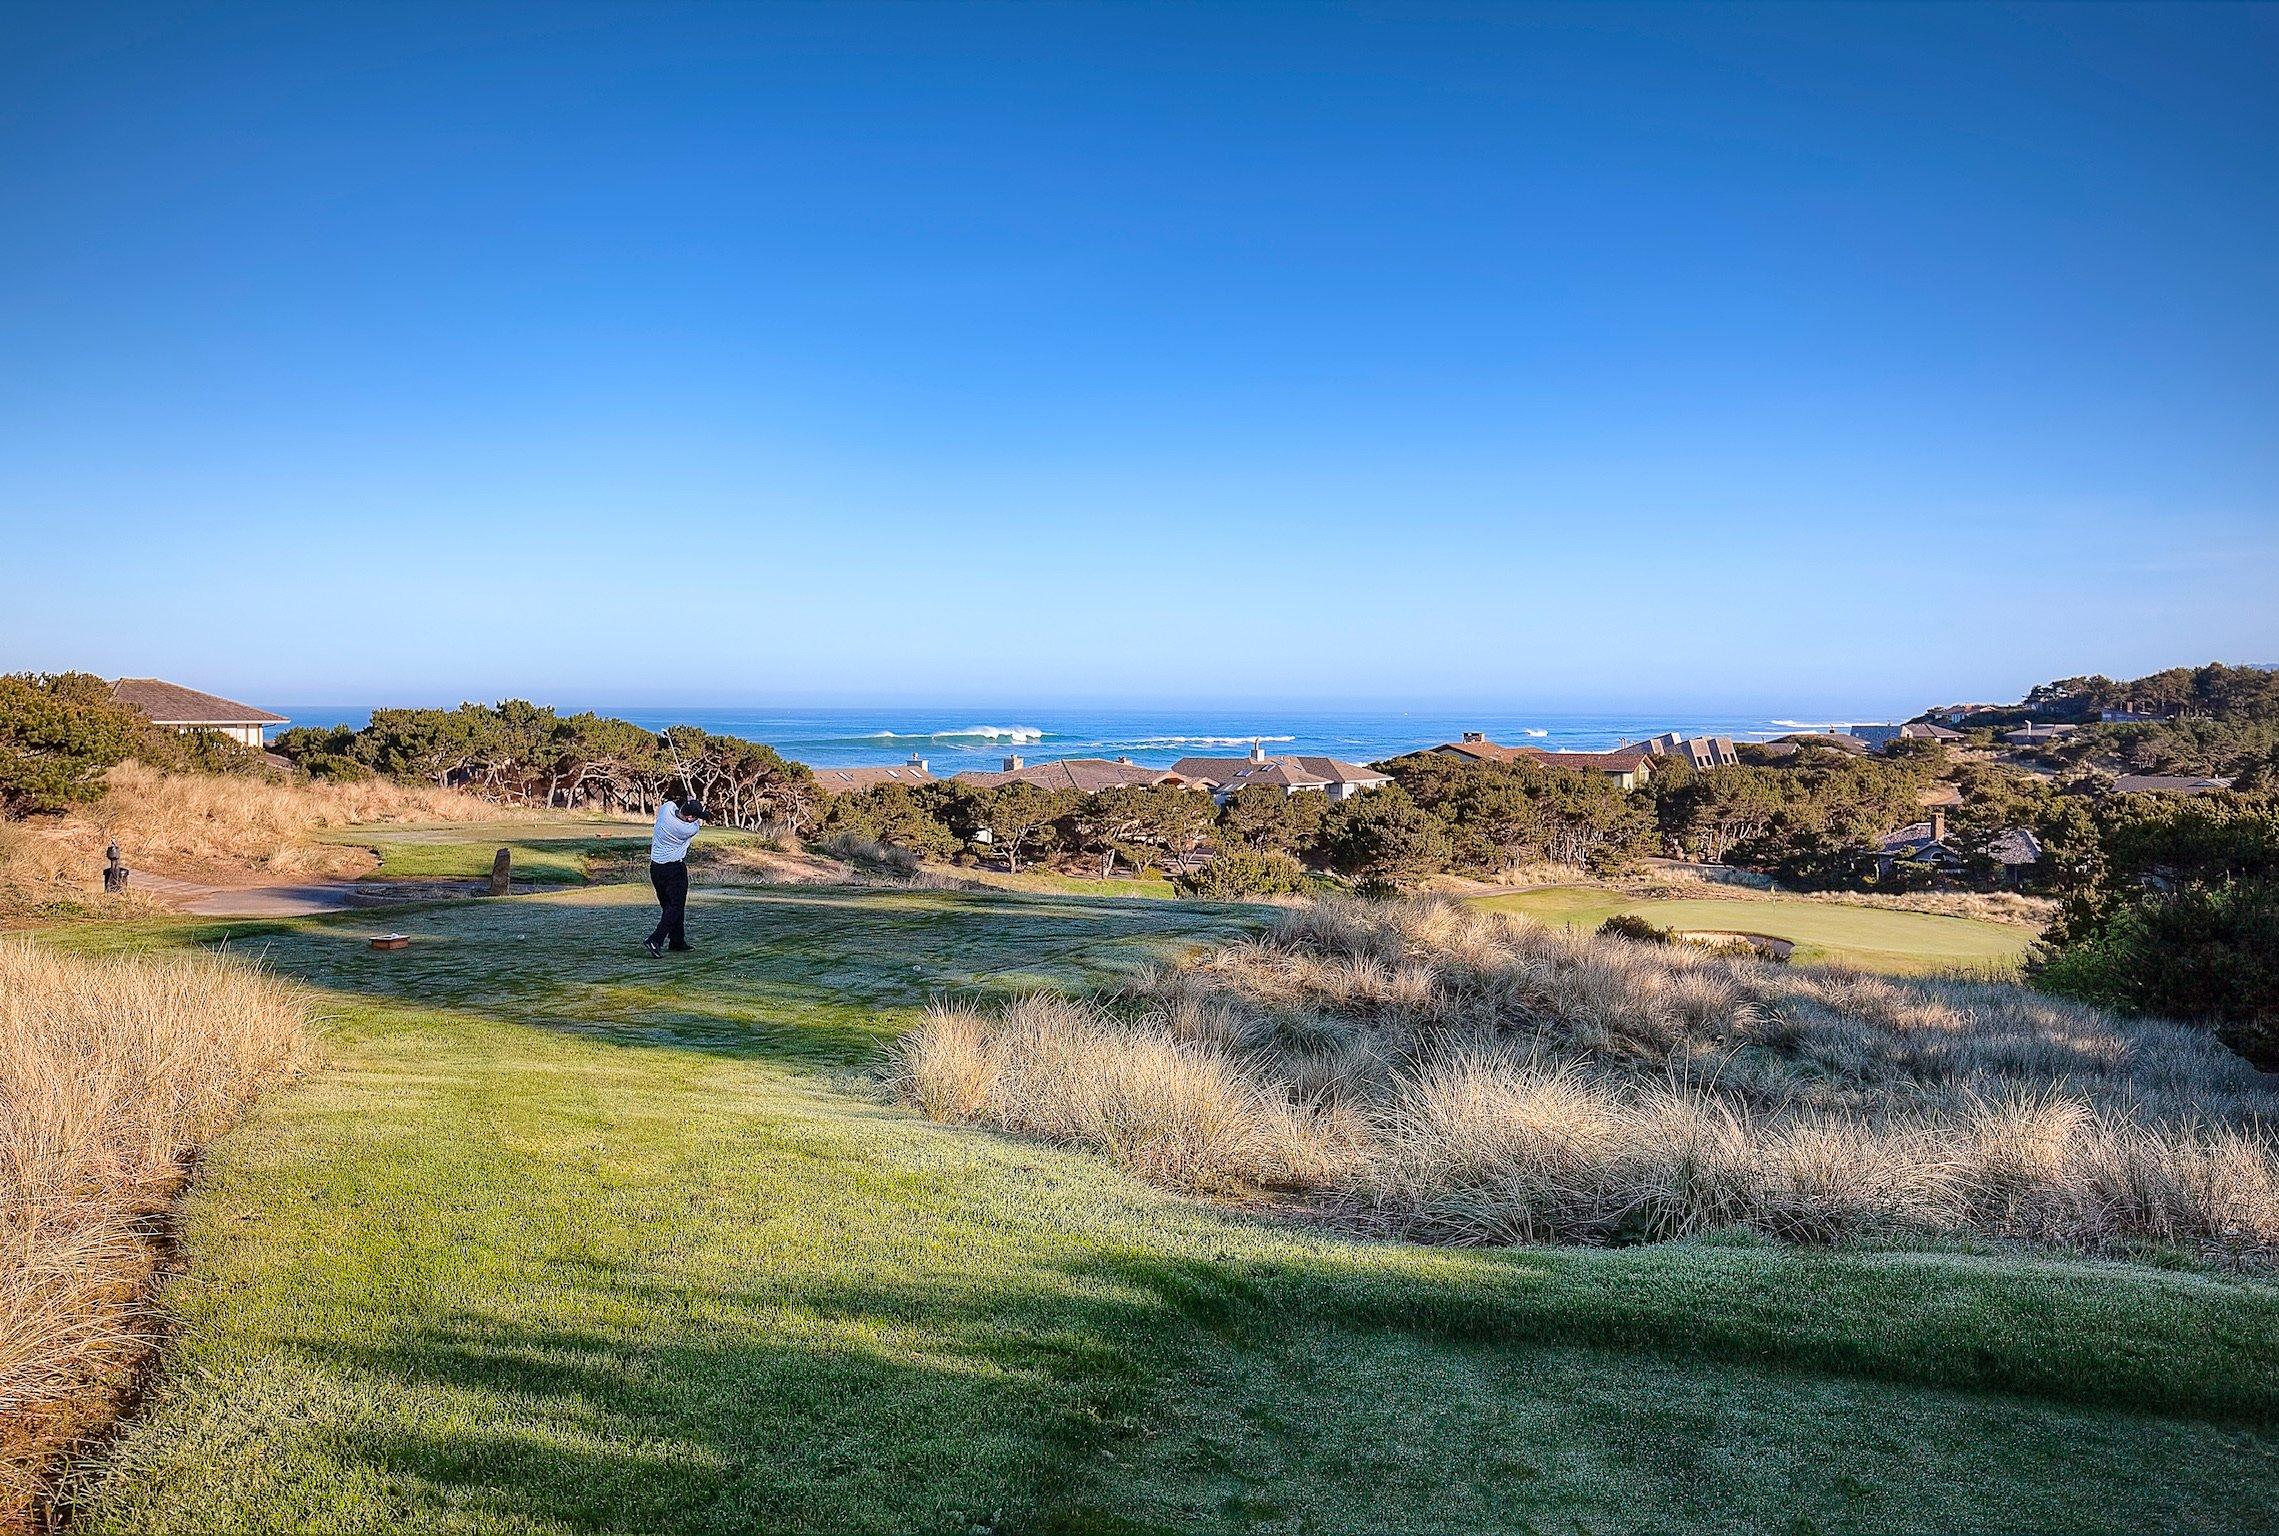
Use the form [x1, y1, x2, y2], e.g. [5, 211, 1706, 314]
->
[647, 859, 690, 949]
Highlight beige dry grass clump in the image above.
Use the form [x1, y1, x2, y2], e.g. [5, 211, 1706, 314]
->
[0, 821, 106, 915]
[0, 939, 309, 1519]
[894, 994, 1348, 1194]
[895, 897, 2279, 1267]
[90, 762, 495, 877]
[1, 764, 512, 910]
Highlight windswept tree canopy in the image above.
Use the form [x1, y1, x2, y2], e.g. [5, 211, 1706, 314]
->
[0, 672, 149, 816]
[273, 704, 816, 827]
[1380, 752, 1654, 875]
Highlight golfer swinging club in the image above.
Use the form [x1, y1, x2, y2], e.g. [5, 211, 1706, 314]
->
[644, 790, 703, 957]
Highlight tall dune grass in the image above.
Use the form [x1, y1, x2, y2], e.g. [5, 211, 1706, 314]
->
[896, 898, 2279, 1266]
[889, 994, 1347, 1194]
[90, 762, 499, 877]
[1, 764, 512, 909]
[0, 940, 308, 1519]
[0, 821, 115, 915]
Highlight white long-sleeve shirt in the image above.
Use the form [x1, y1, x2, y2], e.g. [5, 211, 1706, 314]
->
[650, 801, 702, 864]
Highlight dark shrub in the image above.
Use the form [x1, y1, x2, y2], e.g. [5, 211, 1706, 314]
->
[1175, 847, 1310, 900]
[817, 830, 922, 878]
[2035, 881, 2279, 1069]
[0, 672, 143, 815]
[300, 753, 374, 783]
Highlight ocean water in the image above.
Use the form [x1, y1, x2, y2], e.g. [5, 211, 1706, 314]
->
[267, 705, 1865, 772]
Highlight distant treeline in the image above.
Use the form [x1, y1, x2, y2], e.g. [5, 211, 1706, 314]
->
[825, 744, 1941, 893]
[1954, 662, 2279, 779]
[823, 756, 1666, 891]
[5, 672, 2272, 1061]
[270, 702, 1932, 893]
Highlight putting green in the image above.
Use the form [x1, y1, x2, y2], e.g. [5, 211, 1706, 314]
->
[1471, 888, 2034, 974]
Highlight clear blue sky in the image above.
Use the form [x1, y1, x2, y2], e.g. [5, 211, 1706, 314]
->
[2, 2, 2274, 715]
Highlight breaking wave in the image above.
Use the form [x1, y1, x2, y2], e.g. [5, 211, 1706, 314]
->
[862, 726, 1046, 743]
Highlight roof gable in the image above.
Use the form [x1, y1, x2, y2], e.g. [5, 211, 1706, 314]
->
[109, 678, 287, 725]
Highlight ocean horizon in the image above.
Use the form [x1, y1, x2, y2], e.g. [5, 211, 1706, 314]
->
[264, 704, 1882, 773]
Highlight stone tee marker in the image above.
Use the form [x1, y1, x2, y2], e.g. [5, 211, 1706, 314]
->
[488, 847, 512, 896]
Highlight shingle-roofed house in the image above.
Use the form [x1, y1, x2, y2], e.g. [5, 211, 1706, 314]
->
[1431, 734, 1654, 789]
[109, 678, 287, 747]
[1873, 807, 2041, 886]
[1770, 732, 1867, 755]
[1515, 748, 1653, 789]
[1849, 722, 1964, 750]
[1983, 827, 2045, 875]
[811, 756, 937, 795]
[2111, 774, 2233, 796]
[1622, 731, 1740, 770]
[954, 756, 1193, 794]
[1167, 743, 1390, 802]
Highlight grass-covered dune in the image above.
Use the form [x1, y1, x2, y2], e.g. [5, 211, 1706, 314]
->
[907, 899, 2277, 1265]
[43, 886, 2279, 1533]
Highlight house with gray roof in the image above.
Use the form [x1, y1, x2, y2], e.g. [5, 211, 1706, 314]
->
[2111, 774, 2233, 796]
[1622, 731, 1740, 771]
[1873, 807, 2041, 886]
[1849, 722, 1964, 751]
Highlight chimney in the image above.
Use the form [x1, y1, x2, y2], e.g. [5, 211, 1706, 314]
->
[1462, 731, 1485, 743]
[1250, 739, 1267, 763]
[1928, 806, 1948, 842]
[1004, 754, 1023, 772]
[907, 754, 928, 773]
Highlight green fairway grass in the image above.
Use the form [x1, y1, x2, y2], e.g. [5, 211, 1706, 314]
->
[319, 815, 655, 885]
[1472, 888, 2035, 974]
[52, 887, 2279, 1533]
[321, 815, 779, 889]
[1469, 885, 1635, 931]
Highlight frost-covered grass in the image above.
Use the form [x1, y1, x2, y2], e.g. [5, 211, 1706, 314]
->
[35, 886, 2279, 1534]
